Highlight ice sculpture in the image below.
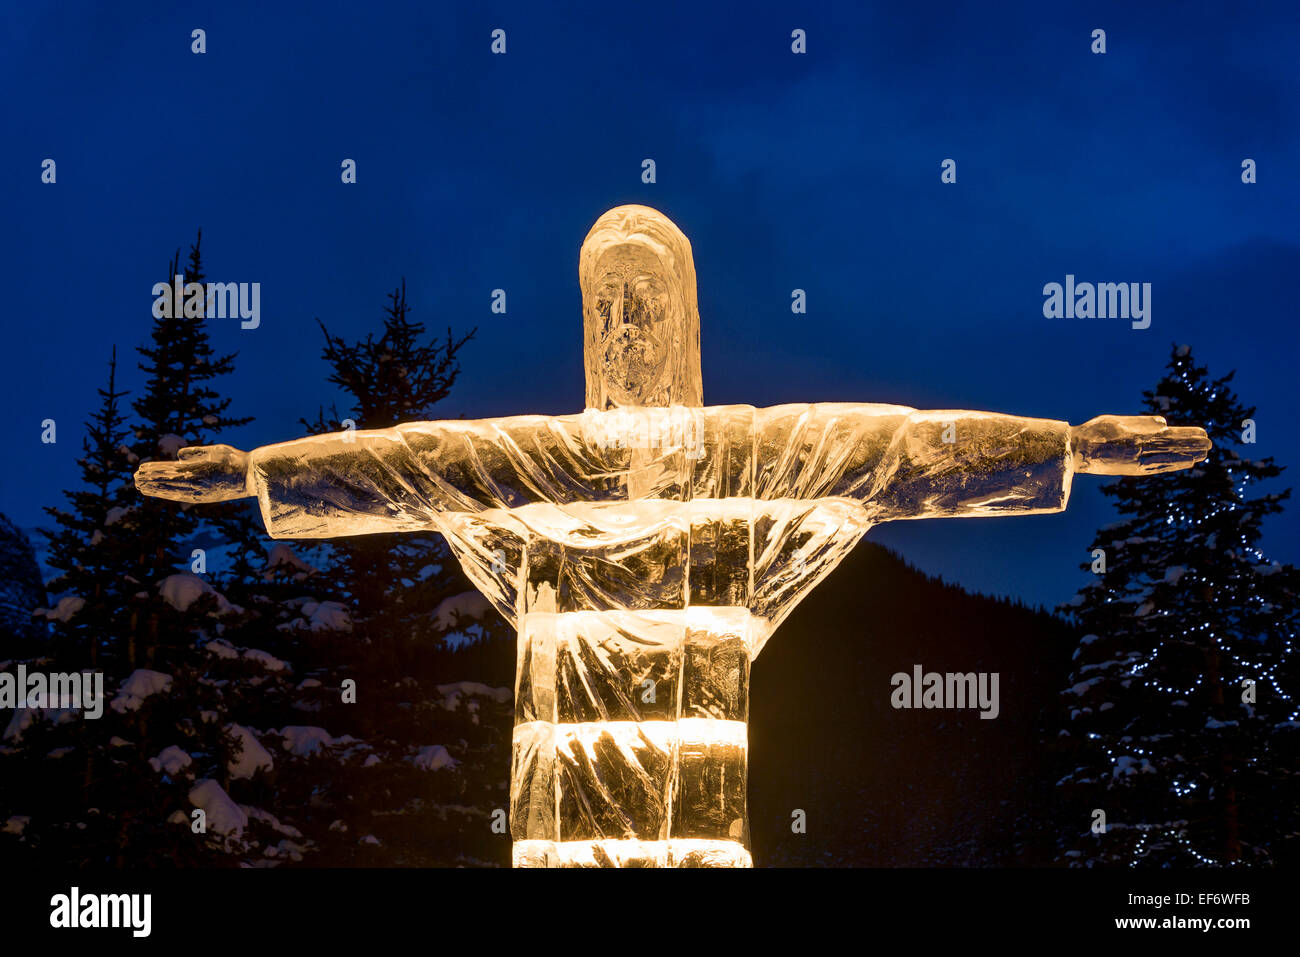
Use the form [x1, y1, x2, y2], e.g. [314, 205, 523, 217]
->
[135, 205, 1210, 868]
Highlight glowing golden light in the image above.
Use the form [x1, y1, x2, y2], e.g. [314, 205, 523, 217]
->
[135, 205, 1210, 867]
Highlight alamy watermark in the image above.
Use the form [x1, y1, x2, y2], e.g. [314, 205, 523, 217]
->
[152, 275, 260, 329]
[586, 407, 705, 460]
[0, 666, 105, 718]
[890, 664, 999, 720]
[1043, 275, 1151, 330]
[49, 887, 151, 937]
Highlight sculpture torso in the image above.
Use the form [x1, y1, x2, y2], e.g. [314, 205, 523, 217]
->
[438, 496, 874, 645]
[436, 493, 874, 867]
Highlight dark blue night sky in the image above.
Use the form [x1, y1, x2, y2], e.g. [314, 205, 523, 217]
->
[3, 0, 1297, 608]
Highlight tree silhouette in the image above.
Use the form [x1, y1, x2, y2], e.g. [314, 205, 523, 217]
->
[1055, 344, 1299, 867]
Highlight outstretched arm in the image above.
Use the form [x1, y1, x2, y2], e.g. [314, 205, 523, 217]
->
[749, 404, 1209, 521]
[137, 417, 616, 538]
[134, 413, 659, 539]
[868, 411, 1209, 521]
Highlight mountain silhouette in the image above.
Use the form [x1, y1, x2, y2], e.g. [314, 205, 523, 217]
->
[447, 538, 1075, 866]
[749, 540, 1073, 866]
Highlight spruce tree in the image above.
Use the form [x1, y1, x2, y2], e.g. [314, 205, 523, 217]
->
[3, 260, 511, 869]
[130, 232, 252, 593]
[0, 513, 45, 654]
[2, 350, 136, 864]
[1055, 344, 1299, 867]
[302, 279, 480, 661]
[3, 235, 352, 868]
[294, 281, 514, 866]
[3, 339, 268, 867]
[115, 232, 338, 866]
[40, 346, 136, 669]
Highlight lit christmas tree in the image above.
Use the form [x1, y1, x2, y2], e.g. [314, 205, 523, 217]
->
[1055, 344, 1300, 866]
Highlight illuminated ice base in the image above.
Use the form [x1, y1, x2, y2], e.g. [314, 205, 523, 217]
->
[513, 839, 752, 868]
[510, 609, 758, 868]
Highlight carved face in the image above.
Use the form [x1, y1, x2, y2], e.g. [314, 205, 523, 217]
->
[580, 205, 703, 411]
[592, 247, 674, 406]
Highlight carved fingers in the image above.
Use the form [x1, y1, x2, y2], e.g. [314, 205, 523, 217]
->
[1071, 415, 1212, 475]
[134, 444, 252, 502]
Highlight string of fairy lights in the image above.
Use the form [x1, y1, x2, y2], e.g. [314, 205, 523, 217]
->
[1127, 828, 1237, 867]
[1078, 358, 1295, 866]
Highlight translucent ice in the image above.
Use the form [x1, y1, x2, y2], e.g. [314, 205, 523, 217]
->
[135, 205, 1211, 867]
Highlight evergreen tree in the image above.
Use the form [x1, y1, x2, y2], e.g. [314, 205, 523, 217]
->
[0, 513, 45, 653]
[3, 260, 511, 870]
[1055, 344, 1300, 867]
[130, 232, 252, 593]
[302, 279, 481, 662]
[40, 347, 136, 669]
[1, 337, 285, 867]
[291, 280, 514, 866]
[111, 232, 346, 866]
[1, 352, 138, 865]
[2, 235, 356, 869]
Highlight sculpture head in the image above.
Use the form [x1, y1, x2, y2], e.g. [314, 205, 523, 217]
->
[580, 205, 703, 410]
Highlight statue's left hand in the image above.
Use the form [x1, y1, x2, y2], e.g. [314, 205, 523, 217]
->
[134, 444, 253, 502]
[1070, 415, 1211, 475]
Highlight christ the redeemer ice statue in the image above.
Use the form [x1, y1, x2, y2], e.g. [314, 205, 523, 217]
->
[136, 205, 1210, 868]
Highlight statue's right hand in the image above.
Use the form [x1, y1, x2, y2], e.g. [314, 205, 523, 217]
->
[134, 444, 253, 502]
